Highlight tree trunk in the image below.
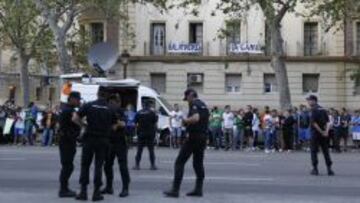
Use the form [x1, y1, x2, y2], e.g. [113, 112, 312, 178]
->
[270, 24, 292, 111]
[19, 53, 31, 106]
[55, 33, 72, 73]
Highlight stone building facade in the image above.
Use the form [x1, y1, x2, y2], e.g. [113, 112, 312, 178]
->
[1, 1, 360, 109]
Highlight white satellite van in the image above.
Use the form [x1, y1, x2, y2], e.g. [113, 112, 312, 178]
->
[59, 73, 173, 145]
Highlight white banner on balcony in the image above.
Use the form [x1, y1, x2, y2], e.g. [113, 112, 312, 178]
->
[168, 42, 202, 53]
[228, 43, 263, 54]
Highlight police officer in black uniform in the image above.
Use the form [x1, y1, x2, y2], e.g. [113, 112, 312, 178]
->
[133, 100, 158, 170]
[101, 95, 131, 198]
[58, 91, 81, 198]
[307, 95, 335, 176]
[73, 87, 117, 201]
[164, 88, 209, 198]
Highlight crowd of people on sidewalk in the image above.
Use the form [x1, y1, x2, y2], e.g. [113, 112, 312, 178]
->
[169, 104, 360, 153]
[0, 100, 139, 148]
[0, 100, 60, 146]
[1, 99, 360, 154]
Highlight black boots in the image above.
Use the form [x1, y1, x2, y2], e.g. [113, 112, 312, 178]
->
[100, 186, 113, 195]
[100, 184, 129, 198]
[310, 167, 319, 176]
[59, 185, 76, 198]
[76, 186, 105, 201]
[92, 187, 104, 202]
[150, 164, 158, 170]
[164, 179, 203, 198]
[327, 167, 335, 176]
[119, 185, 129, 198]
[164, 181, 180, 198]
[75, 185, 88, 201]
[132, 164, 140, 170]
[186, 179, 203, 197]
[311, 166, 335, 176]
[163, 189, 179, 198]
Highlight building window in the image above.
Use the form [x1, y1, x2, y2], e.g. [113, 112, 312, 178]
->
[226, 20, 241, 54]
[225, 74, 242, 93]
[354, 84, 360, 95]
[357, 22, 360, 55]
[150, 73, 166, 93]
[150, 23, 166, 55]
[35, 87, 42, 101]
[304, 22, 318, 56]
[189, 23, 203, 44]
[187, 73, 204, 93]
[264, 74, 277, 93]
[90, 22, 104, 44]
[303, 74, 320, 93]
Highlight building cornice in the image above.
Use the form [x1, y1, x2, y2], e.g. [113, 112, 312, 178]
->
[128, 55, 360, 63]
[0, 72, 59, 78]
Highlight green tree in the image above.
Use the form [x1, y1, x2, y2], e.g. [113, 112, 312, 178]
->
[35, 0, 168, 74]
[305, 0, 360, 88]
[0, 0, 51, 105]
[176, 0, 299, 110]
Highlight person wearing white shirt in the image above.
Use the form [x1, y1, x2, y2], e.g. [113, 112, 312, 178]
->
[170, 104, 184, 148]
[222, 105, 234, 150]
[13, 108, 25, 145]
[252, 109, 260, 151]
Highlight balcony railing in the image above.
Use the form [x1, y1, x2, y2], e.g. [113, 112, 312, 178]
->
[141, 40, 331, 57]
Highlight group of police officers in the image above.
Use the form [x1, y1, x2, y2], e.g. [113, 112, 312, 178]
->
[57, 86, 334, 202]
[57, 87, 210, 201]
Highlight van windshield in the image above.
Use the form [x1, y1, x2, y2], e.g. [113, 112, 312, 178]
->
[158, 96, 173, 112]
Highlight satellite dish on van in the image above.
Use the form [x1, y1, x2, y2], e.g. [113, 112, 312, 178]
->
[87, 42, 118, 75]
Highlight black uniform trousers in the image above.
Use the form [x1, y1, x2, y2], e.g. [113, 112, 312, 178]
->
[104, 142, 130, 188]
[310, 134, 332, 168]
[135, 135, 156, 166]
[59, 140, 76, 189]
[173, 135, 206, 190]
[79, 137, 109, 188]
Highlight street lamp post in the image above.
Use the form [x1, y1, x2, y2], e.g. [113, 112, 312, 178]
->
[121, 50, 130, 79]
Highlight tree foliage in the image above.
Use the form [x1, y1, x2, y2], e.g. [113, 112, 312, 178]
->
[305, 0, 360, 88]
[0, 0, 52, 105]
[34, 0, 169, 74]
[304, 0, 360, 31]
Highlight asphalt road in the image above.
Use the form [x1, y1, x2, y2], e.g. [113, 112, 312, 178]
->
[0, 146, 360, 203]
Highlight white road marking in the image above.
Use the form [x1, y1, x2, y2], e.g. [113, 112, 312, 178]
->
[135, 175, 274, 182]
[160, 160, 260, 167]
[0, 158, 26, 161]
